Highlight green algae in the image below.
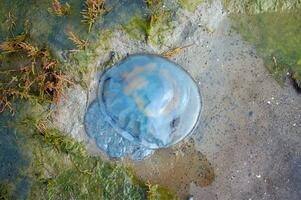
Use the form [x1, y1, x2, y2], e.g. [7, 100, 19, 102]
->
[124, 0, 205, 46]
[147, 10, 174, 47]
[123, 0, 174, 47]
[146, 0, 174, 46]
[0, 102, 178, 200]
[178, 0, 204, 12]
[223, 0, 301, 88]
[222, 0, 301, 14]
[0, 183, 15, 200]
[147, 184, 179, 200]
[123, 16, 150, 41]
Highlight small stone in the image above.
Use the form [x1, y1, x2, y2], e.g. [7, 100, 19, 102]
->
[187, 195, 194, 200]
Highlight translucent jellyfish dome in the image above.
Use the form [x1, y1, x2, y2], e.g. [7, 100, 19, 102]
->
[85, 54, 202, 159]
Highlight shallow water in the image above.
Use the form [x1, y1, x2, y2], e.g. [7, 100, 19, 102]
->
[126, 139, 215, 199]
[0, 113, 31, 199]
[0, 0, 148, 51]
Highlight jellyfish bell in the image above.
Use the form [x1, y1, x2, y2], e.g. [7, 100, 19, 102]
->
[84, 54, 202, 159]
[98, 54, 202, 148]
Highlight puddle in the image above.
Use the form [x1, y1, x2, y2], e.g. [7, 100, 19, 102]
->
[126, 139, 215, 198]
[0, 113, 31, 200]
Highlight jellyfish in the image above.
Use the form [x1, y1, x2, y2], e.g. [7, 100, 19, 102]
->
[84, 54, 202, 160]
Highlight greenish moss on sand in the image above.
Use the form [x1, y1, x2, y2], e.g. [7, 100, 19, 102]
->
[124, 0, 205, 46]
[123, 16, 150, 41]
[223, 0, 301, 88]
[178, 0, 204, 12]
[222, 0, 301, 14]
[124, 0, 174, 47]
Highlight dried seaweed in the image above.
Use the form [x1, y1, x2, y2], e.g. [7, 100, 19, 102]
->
[0, 34, 72, 113]
[81, 0, 107, 32]
[162, 44, 194, 58]
[67, 31, 89, 50]
[48, 0, 71, 16]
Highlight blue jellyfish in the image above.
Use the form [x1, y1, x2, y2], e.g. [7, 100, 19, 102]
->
[84, 54, 202, 160]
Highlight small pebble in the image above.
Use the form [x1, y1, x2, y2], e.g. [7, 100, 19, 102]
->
[187, 195, 194, 200]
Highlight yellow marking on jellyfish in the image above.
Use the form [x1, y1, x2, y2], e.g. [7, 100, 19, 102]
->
[122, 63, 156, 81]
[122, 66, 145, 81]
[134, 95, 146, 111]
[142, 69, 180, 118]
[123, 77, 148, 95]
[159, 68, 180, 114]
